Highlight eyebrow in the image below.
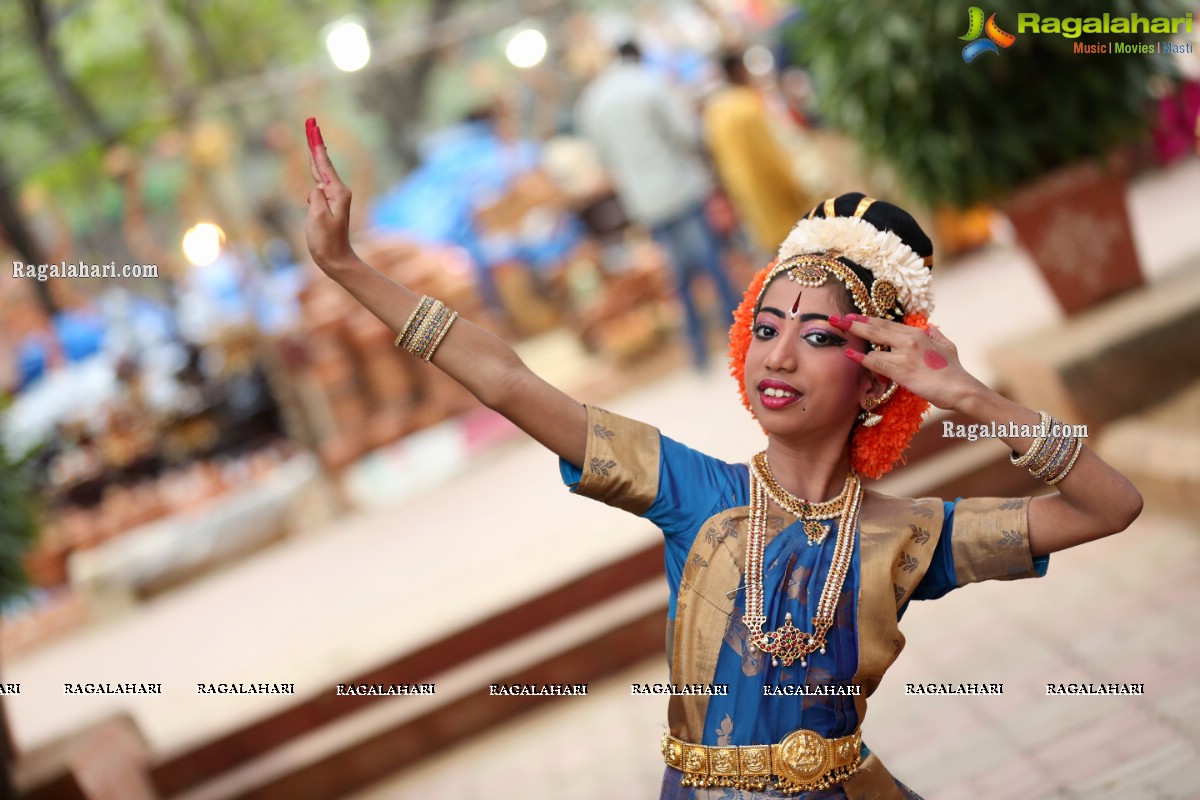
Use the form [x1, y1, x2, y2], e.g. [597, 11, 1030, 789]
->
[759, 307, 830, 323]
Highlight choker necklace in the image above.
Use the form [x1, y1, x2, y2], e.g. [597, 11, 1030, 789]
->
[743, 463, 862, 668]
[750, 452, 853, 545]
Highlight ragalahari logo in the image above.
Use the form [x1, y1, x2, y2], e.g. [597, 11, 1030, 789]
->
[960, 7, 1016, 62]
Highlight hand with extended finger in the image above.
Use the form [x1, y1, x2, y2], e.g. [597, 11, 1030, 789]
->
[829, 313, 986, 412]
[303, 117, 356, 274]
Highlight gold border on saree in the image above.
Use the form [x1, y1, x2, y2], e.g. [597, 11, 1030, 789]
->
[662, 727, 862, 794]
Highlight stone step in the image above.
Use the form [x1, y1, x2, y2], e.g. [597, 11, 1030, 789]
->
[167, 582, 667, 800]
[148, 544, 664, 799]
[1095, 380, 1200, 525]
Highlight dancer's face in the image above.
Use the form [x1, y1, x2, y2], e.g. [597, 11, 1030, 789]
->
[744, 278, 881, 441]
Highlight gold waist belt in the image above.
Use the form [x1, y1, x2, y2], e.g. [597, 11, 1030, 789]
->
[662, 727, 862, 795]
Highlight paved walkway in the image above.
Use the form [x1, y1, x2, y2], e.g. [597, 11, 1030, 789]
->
[6, 160, 1200, 797]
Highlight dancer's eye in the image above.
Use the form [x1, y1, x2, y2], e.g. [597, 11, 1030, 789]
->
[753, 323, 778, 340]
[803, 330, 845, 348]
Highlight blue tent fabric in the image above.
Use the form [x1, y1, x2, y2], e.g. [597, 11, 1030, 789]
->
[369, 122, 582, 287]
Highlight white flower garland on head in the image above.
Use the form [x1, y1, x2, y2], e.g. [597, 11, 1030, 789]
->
[775, 216, 935, 317]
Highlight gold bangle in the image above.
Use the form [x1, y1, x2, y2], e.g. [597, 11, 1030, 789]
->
[395, 296, 434, 349]
[1046, 438, 1084, 485]
[424, 311, 458, 362]
[1027, 425, 1066, 477]
[1011, 411, 1052, 468]
[1031, 434, 1073, 481]
[409, 302, 446, 360]
[393, 297, 458, 363]
[1032, 418, 1073, 477]
[416, 302, 453, 359]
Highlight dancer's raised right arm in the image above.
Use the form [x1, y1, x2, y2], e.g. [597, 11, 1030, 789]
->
[303, 132, 587, 467]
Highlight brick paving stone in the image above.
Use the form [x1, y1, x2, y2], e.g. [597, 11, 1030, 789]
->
[895, 721, 1022, 791]
[1028, 706, 1179, 788]
[932, 752, 1065, 800]
[878, 696, 985, 762]
[1151, 678, 1200, 743]
[1064, 739, 1200, 800]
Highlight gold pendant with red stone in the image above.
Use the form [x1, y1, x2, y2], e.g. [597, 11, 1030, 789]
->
[747, 612, 825, 668]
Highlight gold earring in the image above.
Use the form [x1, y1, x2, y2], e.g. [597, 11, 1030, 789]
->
[861, 382, 897, 428]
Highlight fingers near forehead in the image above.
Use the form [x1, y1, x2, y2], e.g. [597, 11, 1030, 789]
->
[847, 315, 909, 347]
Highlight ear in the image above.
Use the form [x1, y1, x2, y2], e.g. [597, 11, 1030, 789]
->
[858, 369, 889, 409]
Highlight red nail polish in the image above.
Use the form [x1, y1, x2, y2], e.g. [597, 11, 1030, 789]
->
[846, 313, 868, 322]
[312, 125, 325, 148]
[845, 348, 864, 363]
[828, 314, 850, 330]
[305, 117, 317, 149]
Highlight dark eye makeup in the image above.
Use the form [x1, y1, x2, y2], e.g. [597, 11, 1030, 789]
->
[753, 322, 778, 339]
[802, 330, 846, 348]
[752, 318, 847, 349]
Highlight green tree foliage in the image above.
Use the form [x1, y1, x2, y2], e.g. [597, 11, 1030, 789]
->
[0, 0, 439, 239]
[784, 0, 1188, 208]
[0, 437, 40, 605]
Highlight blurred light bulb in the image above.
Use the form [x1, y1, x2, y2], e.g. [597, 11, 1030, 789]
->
[326, 19, 371, 72]
[744, 45, 775, 77]
[505, 28, 548, 69]
[182, 223, 225, 266]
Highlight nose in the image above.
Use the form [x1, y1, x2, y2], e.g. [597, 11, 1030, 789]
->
[763, 328, 799, 373]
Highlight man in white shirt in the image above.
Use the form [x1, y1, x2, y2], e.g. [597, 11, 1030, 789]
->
[576, 42, 741, 369]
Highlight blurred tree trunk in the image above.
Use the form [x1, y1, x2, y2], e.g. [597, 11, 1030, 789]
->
[168, 0, 257, 136]
[0, 156, 56, 317]
[169, 0, 280, 248]
[359, 0, 462, 169]
[20, 0, 117, 147]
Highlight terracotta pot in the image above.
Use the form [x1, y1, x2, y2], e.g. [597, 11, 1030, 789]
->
[1005, 159, 1144, 315]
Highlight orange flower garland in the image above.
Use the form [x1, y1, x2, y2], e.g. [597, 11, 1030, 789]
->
[727, 263, 931, 480]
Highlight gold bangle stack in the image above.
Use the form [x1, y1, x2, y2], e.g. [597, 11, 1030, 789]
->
[394, 295, 458, 362]
[1010, 411, 1084, 485]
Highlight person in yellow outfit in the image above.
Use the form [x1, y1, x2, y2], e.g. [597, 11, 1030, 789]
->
[704, 51, 811, 255]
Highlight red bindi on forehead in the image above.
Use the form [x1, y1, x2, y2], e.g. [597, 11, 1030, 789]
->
[790, 291, 802, 318]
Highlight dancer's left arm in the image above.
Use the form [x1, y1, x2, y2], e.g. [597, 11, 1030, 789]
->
[834, 313, 1143, 557]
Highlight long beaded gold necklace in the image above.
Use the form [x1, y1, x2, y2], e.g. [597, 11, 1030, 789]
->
[750, 452, 853, 545]
[743, 453, 862, 668]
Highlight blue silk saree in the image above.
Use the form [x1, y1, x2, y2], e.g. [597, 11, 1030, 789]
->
[562, 407, 1048, 799]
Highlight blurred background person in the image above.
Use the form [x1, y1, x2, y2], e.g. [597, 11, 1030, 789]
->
[703, 48, 811, 258]
[575, 40, 740, 370]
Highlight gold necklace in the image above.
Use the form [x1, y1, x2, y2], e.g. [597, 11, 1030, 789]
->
[750, 452, 852, 545]
[742, 467, 861, 668]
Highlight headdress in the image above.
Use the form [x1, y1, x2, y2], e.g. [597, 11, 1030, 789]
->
[728, 193, 935, 479]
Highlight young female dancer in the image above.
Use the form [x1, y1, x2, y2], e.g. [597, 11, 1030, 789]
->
[303, 121, 1141, 798]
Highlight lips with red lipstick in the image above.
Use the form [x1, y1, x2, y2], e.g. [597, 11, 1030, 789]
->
[757, 378, 803, 410]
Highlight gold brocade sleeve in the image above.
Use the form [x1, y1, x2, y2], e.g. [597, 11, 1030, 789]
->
[852, 493, 946, 705]
[950, 497, 1040, 585]
[667, 506, 757, 742]
[567, 405, 661, 515]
